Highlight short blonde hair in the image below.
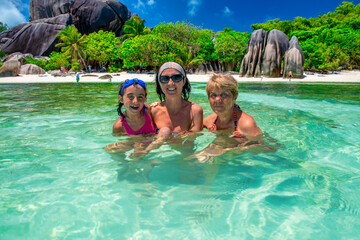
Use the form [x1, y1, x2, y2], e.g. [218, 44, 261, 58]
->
[206, 74, 238, 98]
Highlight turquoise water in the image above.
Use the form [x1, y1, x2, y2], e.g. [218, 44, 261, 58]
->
[1, 82, 360, 239]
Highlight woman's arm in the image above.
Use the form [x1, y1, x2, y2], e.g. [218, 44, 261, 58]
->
[189, 103, 203, 131]
[237, 112, 262, 137]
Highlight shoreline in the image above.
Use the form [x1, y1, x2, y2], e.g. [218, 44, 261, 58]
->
[0, 70, 359, 83]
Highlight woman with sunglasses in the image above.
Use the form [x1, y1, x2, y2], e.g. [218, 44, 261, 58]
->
[112, 78, 156, 135]
[152, 62, 203, 137]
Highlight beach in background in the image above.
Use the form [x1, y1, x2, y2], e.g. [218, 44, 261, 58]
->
[0, 70, 359, 83]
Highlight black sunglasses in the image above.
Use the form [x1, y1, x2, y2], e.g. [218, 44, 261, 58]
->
[159, 74, 183, 83]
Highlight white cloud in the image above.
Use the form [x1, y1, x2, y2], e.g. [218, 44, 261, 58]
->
[147, 0, 155, 6]
[132, 0, 156, 15]
[133, 0, 146, 9]
[222, 6, 234, 16]
[0, 0, 27, 27]
[188, 0, 202, 16]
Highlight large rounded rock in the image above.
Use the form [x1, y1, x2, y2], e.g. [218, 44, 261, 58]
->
[29, 0, 75, 21]
[239, 29, 267, 77]
[261, 29, 289, 77]
[73, 0, 130, 35]
[2, 52, 34, 65]
[283, 36, 304, 78]
[29, 0, 130, 35]
[1, 0, 131, 56]
[0, 60, 21, 77]
[1, 22, 65, 56]
[20, 64, 46, 75]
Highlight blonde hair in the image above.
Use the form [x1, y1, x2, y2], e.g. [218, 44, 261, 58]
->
[206, 74, 238, 98]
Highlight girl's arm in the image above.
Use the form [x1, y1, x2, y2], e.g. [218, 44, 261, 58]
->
[112, 118, 125, 135]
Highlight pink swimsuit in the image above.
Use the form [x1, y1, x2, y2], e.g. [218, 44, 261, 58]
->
[121, 110, 156, 135]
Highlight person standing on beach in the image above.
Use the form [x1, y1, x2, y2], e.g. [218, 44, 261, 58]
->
[151, 62, 203, 137]
[261, 71, 264, 81]
[288, 70, 293, 81]
[76, 72, 80, 85]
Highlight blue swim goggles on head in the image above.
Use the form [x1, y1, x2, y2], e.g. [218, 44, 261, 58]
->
[120, 78, 146, 95]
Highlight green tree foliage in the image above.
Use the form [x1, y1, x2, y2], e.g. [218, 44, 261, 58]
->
[0, 50, 6, 58]
[25, 52, 70, 71]
[119, 21, 251, 71]
[56, 25, 87, 70]
[120, 15, 150, 42]
[120, 34, 186, 70]
[214, 29, 250, 67]
[83, 30, 120, 68]
[0, 22, 8, 33]
[251, 1, 360, 70]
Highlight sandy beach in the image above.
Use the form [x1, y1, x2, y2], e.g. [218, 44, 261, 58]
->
[0, 70, 359, 83]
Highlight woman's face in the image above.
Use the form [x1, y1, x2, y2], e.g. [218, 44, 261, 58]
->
[159, 68, 183, 97]
[120, 84, 147, 115]
[208, 86, 237, 115]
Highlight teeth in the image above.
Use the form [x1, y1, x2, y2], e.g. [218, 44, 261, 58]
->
[168, 88, 175, 90]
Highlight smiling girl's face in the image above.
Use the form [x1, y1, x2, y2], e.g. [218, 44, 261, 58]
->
[120, 84, 147, 115]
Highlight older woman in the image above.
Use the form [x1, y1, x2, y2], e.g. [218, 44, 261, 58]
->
[151, 62, 203, 137]
[192, 74, 263, 162]
[203, 74, 262, 137]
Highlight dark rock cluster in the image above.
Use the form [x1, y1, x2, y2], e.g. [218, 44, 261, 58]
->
[283, 36, 304, 78]
[0, 0, 131, 57]
[240, 29, 304, 78]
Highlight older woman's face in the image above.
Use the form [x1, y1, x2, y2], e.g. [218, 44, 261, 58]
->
[208, 86, 237, 114]
[159, 68, 184, 97]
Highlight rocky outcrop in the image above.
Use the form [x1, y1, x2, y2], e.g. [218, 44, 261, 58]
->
[29, 0, 130, 35]
[240, 29, 303, 78]
[71, 0, 130, 35]
[0, 22, 65, 56]
[0, 60, 21, 77]
[239, 29, 268, 77]
[261, 29, 289, 77]
[29, 0, 75, 21]
[20, 64, 46, 75]
[1, 52, 34, 65]
[1, 0, 131, 56]
[283, 36, 304, 78]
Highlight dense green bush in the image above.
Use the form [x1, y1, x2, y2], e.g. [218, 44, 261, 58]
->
[25, 52, 70, 71]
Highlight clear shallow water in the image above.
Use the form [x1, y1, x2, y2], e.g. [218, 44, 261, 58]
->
[1, 82, 360, 239]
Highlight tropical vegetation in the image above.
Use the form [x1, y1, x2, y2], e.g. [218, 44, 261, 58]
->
[21, 1, 359, 72]
[251, 1, 360, 70]
[0, 22, 8, 33]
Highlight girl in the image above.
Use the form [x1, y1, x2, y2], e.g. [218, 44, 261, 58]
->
[113, 78, 156, 135]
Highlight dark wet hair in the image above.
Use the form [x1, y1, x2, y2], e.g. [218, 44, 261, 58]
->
[117, 79, 147, 118]
[154, 63, 191, 101]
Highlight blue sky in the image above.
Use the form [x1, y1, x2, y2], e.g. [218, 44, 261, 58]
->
[1, 0, 359, 32]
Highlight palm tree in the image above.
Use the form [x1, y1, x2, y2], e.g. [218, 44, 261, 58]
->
[120, 16, 150, 42]
[55, 25, 86, 70]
